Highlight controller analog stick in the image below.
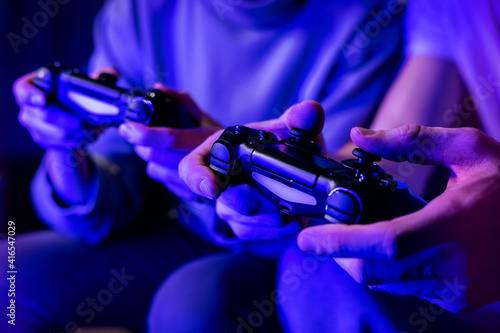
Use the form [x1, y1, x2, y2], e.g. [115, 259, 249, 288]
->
[98, 73, 118, 85]
[352, 148, 381, 163]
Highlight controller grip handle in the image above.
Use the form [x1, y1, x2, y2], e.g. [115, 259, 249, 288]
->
[146, 89, 197, 128]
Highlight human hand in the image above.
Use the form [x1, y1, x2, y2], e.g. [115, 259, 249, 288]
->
[118, 83, 221, 200]
[298, 125, 500, 313]
[179, 100, 325, 241]
[14, 68, 112, 149]
[13, 67, 118, 204]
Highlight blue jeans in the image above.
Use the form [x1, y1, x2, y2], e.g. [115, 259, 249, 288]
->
[277, 243, 500, 333]
[0, 223, 219, 333]
[148, 253, 281, 333]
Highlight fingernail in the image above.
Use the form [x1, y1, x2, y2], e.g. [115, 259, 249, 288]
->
[354, 127, 377, 136]
[119, 123, 135, 140]
[200, 178, 216, 200]
[29, 94, 45, 106]
[297, 233, 317, 253]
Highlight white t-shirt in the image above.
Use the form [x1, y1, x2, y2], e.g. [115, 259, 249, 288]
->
[405, 0, 500, 140]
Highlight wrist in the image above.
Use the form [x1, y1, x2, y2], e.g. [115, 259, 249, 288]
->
[45, 148, 94, 205]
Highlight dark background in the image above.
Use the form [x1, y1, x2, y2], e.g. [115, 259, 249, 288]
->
[0, 0, 106, 233]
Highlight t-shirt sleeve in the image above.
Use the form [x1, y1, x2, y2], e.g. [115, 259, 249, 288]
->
[404, 0, 452, 60]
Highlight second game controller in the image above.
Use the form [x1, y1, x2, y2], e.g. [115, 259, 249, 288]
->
[33, 62, 195, 128]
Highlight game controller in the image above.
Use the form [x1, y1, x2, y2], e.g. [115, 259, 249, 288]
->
[33, 62, 195, 128]
[209, 125, 426, 225]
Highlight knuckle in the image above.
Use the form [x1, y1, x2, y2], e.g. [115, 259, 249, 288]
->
[52, 129, 73, 142]
[31, 132, 43, 145]
[350, 260, 373, 285]
[18, 109, 29, 126]
[146, 163, 160, 180]
[397, 124, 422, 142]
[459, 127, 488, 150]
[140, 147, 154, 160]
[12, 74, 30, 96]
[153, 128, 175, 148]
[179, 90, 190, 99]
[177, 157, 189, 180]
[377, 125, 423, 162]
[396, 125, 423, 157]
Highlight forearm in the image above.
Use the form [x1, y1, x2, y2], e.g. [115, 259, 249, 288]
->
[371, 56, 467, 130]
[31, 129, 148, 243]
[45, 148, 94, 206]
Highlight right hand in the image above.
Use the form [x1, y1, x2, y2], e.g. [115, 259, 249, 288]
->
[298, 125, 500, 313]
[118, 83, 222, 201]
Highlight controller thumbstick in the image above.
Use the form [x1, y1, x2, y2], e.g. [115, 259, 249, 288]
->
[352, 148, 381, 165]
[127, 98, 152, 124]
[98, 73, 118, 85]
[289, 127, 318, 141]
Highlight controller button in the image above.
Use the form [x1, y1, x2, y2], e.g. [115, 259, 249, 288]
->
[233, 125, 250, 134]
[234, 125, 251, 135]
[357, 173, 366, 182]
[209, 142, 234, 173]
[325, 189, 361, 224]
[34, 67, 53, 92]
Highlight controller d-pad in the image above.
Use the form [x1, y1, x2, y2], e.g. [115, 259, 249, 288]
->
[210, 142, 235, 174]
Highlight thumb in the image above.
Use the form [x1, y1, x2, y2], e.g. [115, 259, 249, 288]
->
[283, 100, 325, 138]
[245, 100, 325, 139]
[89, 66, 120, 80]
[350, 125, 499, 170]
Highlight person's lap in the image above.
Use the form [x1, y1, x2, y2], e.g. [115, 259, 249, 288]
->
[148, 252, 281, 333]
[0, 222, 219, 333]
[277, 243, 500, 333]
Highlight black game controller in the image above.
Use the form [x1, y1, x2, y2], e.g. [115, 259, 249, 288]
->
[209, 125, 426, 225]
[33, 62, 195, 128]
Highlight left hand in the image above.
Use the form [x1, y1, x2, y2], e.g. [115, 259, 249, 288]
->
[298, 125, 500, 313]
[119, 83, 221, 200]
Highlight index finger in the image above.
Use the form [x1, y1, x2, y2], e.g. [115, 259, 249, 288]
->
[297, 195, 458, 260]
[12, 71, 46, 107]
[351, 125, 500, 170]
